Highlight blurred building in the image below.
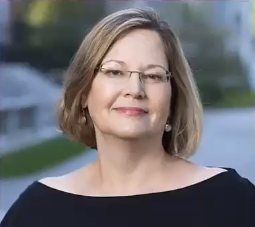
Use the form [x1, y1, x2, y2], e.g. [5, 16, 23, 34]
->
[0, 64, 61, 154]
[0, 2, 62, 154]
[0, 1, 24, 44]
[0, 1, 11, 45]
[209, 1, 255, 90]
[253, 1, 255, 35]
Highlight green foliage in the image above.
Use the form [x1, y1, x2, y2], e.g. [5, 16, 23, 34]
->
[5, 1, 107, 72]
[215, 89, 255, 108]
[196, 78, 224, 106]
[177, 3, 250, 107]
[0, 136, 86, 179]
[4, 2, 252, 108]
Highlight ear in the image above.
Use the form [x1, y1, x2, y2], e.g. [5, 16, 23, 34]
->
[81, 94, 88, 109]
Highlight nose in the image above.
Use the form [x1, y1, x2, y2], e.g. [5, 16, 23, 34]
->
[123, 72, 146, 99]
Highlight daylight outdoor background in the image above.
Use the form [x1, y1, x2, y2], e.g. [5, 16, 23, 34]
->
[0, 0, 254, 220]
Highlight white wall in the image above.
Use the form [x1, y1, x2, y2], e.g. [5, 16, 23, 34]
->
[0, 64, 61, 154]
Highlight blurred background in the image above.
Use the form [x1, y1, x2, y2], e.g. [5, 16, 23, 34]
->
[0, 0, 254, 220]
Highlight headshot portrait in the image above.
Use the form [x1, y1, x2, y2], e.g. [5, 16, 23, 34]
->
[1, 7, 254, 227]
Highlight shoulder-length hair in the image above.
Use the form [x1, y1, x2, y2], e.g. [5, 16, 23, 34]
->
[58, 8, 203, 158]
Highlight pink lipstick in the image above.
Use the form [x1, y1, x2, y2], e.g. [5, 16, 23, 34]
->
[115, 107, 148, 116]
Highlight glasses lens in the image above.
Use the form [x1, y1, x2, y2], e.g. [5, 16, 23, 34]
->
[100, 64, 170, 84]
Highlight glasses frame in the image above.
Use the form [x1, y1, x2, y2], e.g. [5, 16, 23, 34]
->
[96, 65, 172, 84]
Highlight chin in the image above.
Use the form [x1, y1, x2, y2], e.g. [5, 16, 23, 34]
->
[113, 127, 150, 139]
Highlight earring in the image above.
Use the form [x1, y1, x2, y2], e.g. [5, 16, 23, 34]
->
[165, 123, 172, 132]
[82, 108, 87, 124]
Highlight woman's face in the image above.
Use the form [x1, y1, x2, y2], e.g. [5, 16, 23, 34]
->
[85, 29, 172, 139]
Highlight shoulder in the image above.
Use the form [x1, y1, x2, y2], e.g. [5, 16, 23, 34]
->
[194, 167, 255, 224]
[217, 168, 254, 192]
[225, 168, 255, 201]
[0, 175, 74, 227]
[38, 164, 96, 195]
[203, 167, 255, 194]
[38, 175, 69, 192]
[208, 168, 255, 224]
[228, 169, 255, 225]
[0, 174, 84, 227]
[190, 166, 255, 204]
[1, 174, 77, 227]
[0, 181, 48, 226]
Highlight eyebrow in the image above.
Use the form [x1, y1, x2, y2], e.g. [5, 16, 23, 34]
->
[101, 59, 125, 65]
[101, 60, 168, 71]
[144, 64, 168, 72]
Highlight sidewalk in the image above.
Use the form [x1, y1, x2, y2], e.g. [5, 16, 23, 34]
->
[1, 108, 254, 222]
[0, 150, 97, 221]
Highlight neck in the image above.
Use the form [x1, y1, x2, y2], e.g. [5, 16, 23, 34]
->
[93, 133, 175, 193]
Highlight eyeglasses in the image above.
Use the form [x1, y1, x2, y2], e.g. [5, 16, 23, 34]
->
[98, 65, 171, 85]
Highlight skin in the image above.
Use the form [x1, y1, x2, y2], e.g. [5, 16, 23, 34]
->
[86, 29, 171, 141]
[40, 29, 226, 197]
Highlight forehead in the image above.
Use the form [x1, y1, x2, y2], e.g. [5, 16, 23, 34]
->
[103, 29, 168, 68]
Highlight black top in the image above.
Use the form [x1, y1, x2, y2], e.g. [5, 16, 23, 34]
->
[1, 168, 255, 227]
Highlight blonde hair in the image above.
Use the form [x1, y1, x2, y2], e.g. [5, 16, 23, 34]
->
[58, 8, 203, 158]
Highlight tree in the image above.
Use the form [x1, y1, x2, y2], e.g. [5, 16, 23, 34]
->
[177, 3, 249, 106]
[4, 1, 107, 73]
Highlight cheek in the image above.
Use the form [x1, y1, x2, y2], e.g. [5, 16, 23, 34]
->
[87, 77, 120, 114]
[149, 87, 171, 122]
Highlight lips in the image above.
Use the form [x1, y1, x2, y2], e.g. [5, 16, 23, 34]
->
[114, 107, 148, 116]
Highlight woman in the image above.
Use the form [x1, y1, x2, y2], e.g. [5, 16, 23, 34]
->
[1, 8, 254, 227]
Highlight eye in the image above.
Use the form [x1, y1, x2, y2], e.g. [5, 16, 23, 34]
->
[103, 69, 124, 76]
[144, 74, 163, 82]
[110, 70, 123, 76]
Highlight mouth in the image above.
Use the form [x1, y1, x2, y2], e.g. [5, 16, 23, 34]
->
[114, 107, 148, 116]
